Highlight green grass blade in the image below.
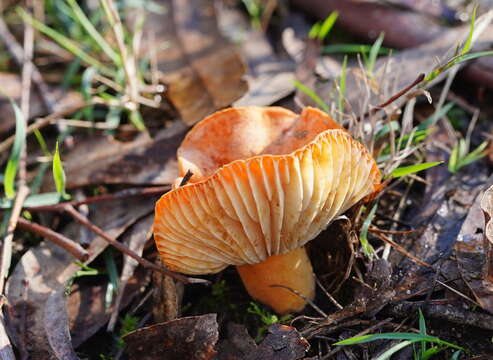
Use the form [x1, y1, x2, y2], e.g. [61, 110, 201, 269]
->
[308, 22, 321, 39]
[317, 11, 338, 41]
[418, 309, 427, 358]
[3, 99, 25, 199]
[293, 80, 330, 113]
[448, 143, 459, 173]
[390, 162, 443, 179]
[66, 0, 120, 65]
[18, 7, 114, 77]
[451, 350, 462, 360]
[417, 102, 455, 131]
[337, 55, 347, 119]
[462, 5, 477, 56]
[375, 340, 413, 360]
[129, 109, 146, 131]
[359, 203, 377, 258]
[81, 66, 97, 121]
[337, 333, 439, 345]
[367, 32, 385, 74]
[322, 44, 392, 55]
[52, 142, 69, 199]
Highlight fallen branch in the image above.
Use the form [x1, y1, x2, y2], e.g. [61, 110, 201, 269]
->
[17, 218, 89, 261]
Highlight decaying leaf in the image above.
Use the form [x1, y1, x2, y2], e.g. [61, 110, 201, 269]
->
[456, 184, 493, 314]
[124, 314, 219, 360]
[138, 0, 248, 125]
[44, 289, 79, 360]
[217, 323, 309, 360]
[58, 121, 186, 188]
[217, 5, 296, 107]
[480, 184, 493, 282]
[5, 197, 154, 358]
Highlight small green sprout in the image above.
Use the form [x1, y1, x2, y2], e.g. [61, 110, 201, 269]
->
[336, 310, 464, 360]
[448, 139, 488, 174]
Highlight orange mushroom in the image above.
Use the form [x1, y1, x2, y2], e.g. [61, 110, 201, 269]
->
[154, 107, 381, 314]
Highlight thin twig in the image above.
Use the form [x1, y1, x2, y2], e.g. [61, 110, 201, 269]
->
[62, 204, 208, 285]
[315, 277, 343, 310]
[0, 100, 88, 154]
[17, 218, 89, 261]
[320, 318, 393, 359]
[373, 232, 432, 268]
[24, 185, 170, 212]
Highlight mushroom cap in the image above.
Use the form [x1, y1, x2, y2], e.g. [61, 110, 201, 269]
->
[154, 107, 381, 275]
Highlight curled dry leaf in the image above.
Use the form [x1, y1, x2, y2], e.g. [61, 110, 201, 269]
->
[124, 314, 219, 360]
[453, 184, 493, 314]
[137, 0, 247, 125]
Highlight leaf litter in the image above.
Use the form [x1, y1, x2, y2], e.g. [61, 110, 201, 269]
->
[1, 0, 493, 359]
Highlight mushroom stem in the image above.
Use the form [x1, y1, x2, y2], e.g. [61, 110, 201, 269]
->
[236, 247, 315, 314]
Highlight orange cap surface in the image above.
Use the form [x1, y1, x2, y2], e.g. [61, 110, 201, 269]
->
[154, 107, 381, 274]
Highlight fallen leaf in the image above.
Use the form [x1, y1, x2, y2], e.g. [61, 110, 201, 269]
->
[44, 289, 79, 360]
[58, 121, 186, 188]
[255, 324, 310, 360]
[216, 5, 296, 107]
[138, 0, 248, 125]
[124, 314, 218, 360]
[455, 184, 493, 314]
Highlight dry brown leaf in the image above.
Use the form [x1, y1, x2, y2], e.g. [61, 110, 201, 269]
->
[5, 197, 154, 359]
[138, 0, 247, 125]
[454, 184, 493, 314]
[124, 314, 219, 360]
[57, 121, 186, 189]
[455, 186, 493, 314]
[216, 5, 296, 107]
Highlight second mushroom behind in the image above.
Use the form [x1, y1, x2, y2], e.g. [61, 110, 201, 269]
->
[154, 106, 381, 314]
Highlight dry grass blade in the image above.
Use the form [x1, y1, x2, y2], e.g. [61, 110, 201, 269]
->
[372, 232, 432, 268]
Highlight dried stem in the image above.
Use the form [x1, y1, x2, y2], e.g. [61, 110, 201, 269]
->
[17, 218, 89, 261]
